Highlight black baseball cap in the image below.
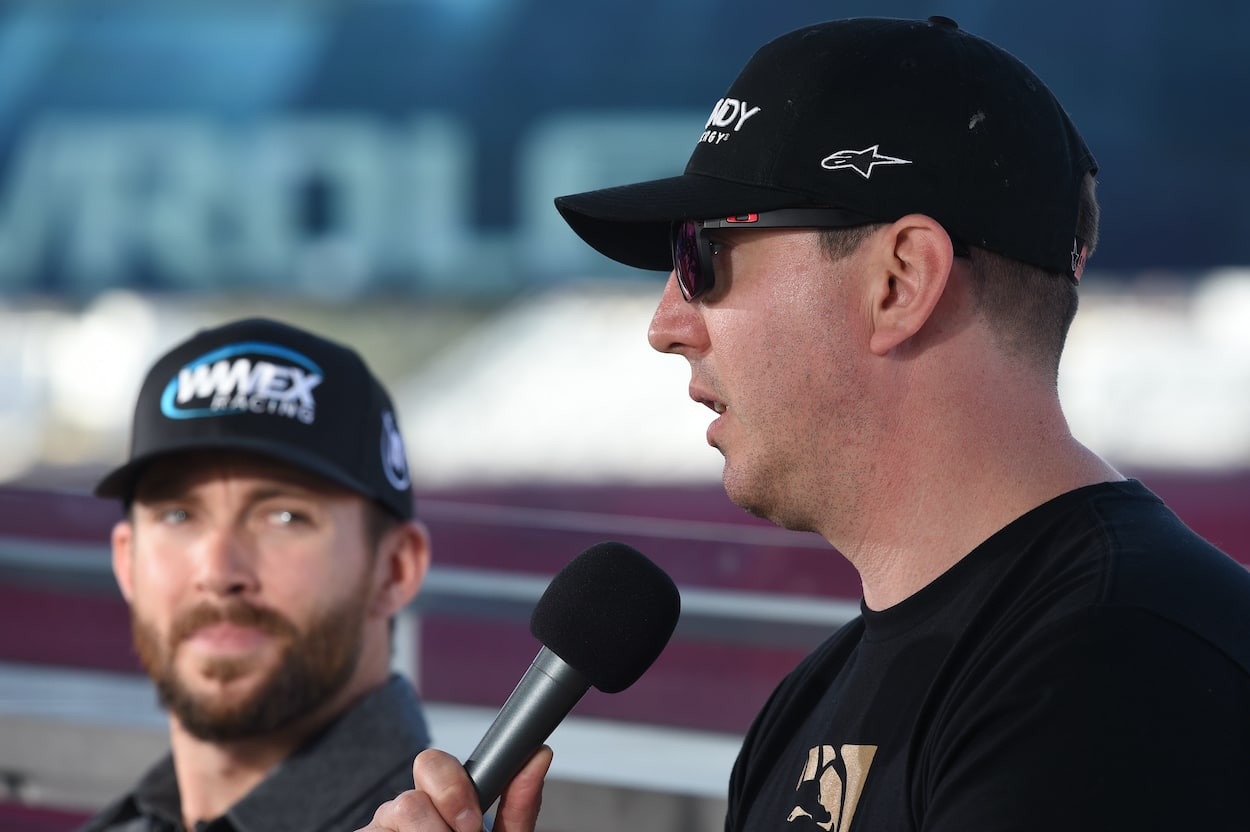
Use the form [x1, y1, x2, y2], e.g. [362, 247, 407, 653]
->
[95, 317, 416, 520]
[555, 16, 1097, 278]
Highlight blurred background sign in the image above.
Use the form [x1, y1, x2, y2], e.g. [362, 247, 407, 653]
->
[0, 0, 1243, 487]
[0, 0, 1245, 298]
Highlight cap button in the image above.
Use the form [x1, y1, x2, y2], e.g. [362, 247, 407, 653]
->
[928, 15, 959, 28]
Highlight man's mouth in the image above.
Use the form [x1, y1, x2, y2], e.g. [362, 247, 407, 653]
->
[184, 622, 272, 653]
[693, 391, 726, 414]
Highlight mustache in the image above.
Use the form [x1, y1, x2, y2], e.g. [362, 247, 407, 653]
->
[169, 601, 298, 646]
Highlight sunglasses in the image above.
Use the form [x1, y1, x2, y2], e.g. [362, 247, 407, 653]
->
[669, 209, 971, 301]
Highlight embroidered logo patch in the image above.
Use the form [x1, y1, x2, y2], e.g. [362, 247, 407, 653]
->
[380, 409, 411, 490]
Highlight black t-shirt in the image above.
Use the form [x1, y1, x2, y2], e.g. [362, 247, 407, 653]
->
[727, 480, 1250, 831]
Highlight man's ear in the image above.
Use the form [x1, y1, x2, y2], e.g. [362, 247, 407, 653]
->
[373, 519, 431, 618]
[866, 214, 957, 356]
[111, 520, 136, 604]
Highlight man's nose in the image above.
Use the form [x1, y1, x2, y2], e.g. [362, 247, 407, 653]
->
[192, 530, 259, 598]
[648, 272, 708, 356]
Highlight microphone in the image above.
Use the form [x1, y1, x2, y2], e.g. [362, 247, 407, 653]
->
[462, 541, 681, 810]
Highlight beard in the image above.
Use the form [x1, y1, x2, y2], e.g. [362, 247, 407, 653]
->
[131, 582, 370, 742]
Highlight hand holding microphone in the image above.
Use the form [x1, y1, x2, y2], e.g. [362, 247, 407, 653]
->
[358, 541, 681, 832]
[465, 540, 681, 809]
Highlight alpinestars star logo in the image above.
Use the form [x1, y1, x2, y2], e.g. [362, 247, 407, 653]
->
[820, 145, 911, 179]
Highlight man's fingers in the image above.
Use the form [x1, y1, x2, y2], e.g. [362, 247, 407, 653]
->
[357, 747, 550, 832]
[494, 746, 553, 832]
[351, 749, 479, 832]
[357, 787, 453, 832]
[410, 748, 485, 832]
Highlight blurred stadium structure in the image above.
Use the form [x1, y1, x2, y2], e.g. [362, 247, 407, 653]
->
[1, 1, 1248, 830]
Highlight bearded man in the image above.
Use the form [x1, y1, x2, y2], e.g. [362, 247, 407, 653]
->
[81, 317, 432, 832]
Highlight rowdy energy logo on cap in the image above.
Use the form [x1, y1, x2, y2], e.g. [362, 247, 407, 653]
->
[161, 342, 324, 425]
[700, 97, 763, 146]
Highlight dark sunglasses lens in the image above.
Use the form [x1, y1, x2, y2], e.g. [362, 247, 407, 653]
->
[670, 220, 706, 300]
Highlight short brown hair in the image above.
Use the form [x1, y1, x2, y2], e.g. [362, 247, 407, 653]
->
[817, 173, 1100, 379]
[961, 173, 1100, 377]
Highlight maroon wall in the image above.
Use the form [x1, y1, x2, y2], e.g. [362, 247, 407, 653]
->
[2, 469, 1247, 736]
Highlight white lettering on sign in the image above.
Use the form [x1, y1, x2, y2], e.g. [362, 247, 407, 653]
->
[0, 115, 472, 292]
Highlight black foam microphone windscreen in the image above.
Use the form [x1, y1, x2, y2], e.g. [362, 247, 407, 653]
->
[463, 541, 681, 808]
[530, 540, 681, 692]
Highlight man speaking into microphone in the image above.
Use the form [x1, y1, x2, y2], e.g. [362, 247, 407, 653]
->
[359, 15, 1250, 832]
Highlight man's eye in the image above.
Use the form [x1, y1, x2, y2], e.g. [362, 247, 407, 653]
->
[159, 508, 190, 524]
[269, 509, 306, 526]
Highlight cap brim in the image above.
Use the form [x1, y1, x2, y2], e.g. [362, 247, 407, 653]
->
[554, 172, 826, 272]
[94, 436, 382, 509]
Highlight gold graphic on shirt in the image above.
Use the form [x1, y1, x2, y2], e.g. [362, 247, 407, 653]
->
[786, 744, 878, 831]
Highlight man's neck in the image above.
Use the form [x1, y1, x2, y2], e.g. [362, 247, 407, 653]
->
[168, 717, 307, 830]
[827, 378, 1122, 610]
[853, 444, 1120, 610]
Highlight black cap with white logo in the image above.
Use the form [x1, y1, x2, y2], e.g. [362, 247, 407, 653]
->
[95, 317, 415, 520]
[555, 16, 1097, 278]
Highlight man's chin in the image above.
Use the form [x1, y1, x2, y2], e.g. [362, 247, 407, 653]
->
[722, 467, 788, 527]
[166, 663, 273, 712]
[162, 673, 285, 740]
[181, 649, 273, 685]
[721, 463, 758, 512]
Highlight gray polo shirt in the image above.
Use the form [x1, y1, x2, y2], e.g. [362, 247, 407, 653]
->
[78, 674, 432, 832]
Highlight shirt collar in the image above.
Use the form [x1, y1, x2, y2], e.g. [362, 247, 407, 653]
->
[98, 675, 429, 832]
[226, 674, 430, 832]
